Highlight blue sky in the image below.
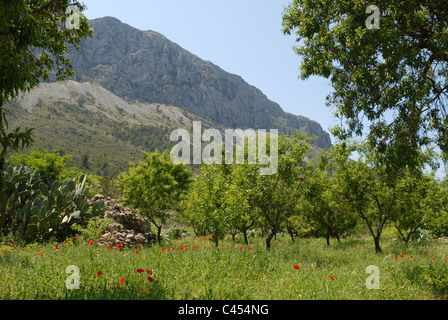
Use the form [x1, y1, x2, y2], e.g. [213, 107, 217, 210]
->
[81, 0, 336, 142]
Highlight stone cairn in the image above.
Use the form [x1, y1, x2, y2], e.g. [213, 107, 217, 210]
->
[89, 195, 156, 247]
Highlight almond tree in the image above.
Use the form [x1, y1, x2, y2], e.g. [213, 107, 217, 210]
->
[117, 150, 192, 244]
[282, 0, 448, 175]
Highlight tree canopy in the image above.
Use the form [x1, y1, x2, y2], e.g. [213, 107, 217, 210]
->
[282, 0, 448, 174]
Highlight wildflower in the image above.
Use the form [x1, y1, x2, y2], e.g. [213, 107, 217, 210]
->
[294, 265, 300, 270]
[109, 244, 114, 248]
[161, 248, 167, 252]
[89, 240, 93, 245]
[97, 271, 103, 276]
[330, 275, 335, 280]
[119, 278, 125, 284]
[147, 270, 153, 275]
[74, 237, 78, 240]
[135, 250, 139, 254]
[117, 244, 123, 248]
[55, 246, 60, 250]
[136, 269, 145, 273]
[354, 244, 358, 247]
[148, 276, 154, 282]
[191, 246, 196, 250]
[11, 243, 14, 247]
[247, 248, 251, 251]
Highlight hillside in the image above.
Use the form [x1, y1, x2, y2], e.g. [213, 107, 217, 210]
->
[62, 17, 332, 150]
[5, 16, 332, 176]
[6, 80, 221, 176]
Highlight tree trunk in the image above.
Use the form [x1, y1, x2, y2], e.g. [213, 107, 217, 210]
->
[325, 228, 331, 246]
[374, 236, 381, 253]
[243, 229, 248, 245]
[0, 157, 5, 233]
[156, 225, 162, 244]
[266, 227, 277, 251]
[287, 224, 295, 242]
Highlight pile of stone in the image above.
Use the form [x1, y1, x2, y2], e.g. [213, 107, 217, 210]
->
[89, 195, 156, 247]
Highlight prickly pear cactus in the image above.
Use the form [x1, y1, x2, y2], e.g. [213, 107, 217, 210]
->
[1, 162, 104, 241]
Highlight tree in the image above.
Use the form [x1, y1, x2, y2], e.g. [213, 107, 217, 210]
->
[181, 163, 230, 247]
[247, 132, 311, 250]
[0, 0, 93, 228]
[282, 0, 448, 174]
[392, 170, 440, 242]
[12, 149, 72, 184]
[303, 158, 358, 246]
[223, 164, 261, 245]
[117, 150, 192, 244]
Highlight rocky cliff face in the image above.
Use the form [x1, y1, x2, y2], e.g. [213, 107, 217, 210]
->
[61, 17, 331, 149]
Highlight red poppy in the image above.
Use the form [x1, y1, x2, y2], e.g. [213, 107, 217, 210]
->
[89, 240, 93, 245]
[354, 244, 358, 247]
[97, 271, 103, 276]
[148, 276, 154, 282]
[247, 248, 251, 251]
[294, 265, 300, 270]
[135, 250, 139, 254]
[147, 270, 153, 275]
[74, 237, 78, 240]
[161, 248, 167, 252]
[117, 244, 123, 248]
[11, 243, 14, 246]
[119, 278, 125, 284]
[109, 244, 114, 248]
[136, 269, 144, 273]
[191, 246, 196, 250]
[55, 246, 60, 250]
[330, 275, 335, 280]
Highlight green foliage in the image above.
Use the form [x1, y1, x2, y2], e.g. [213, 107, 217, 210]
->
[12, 149, 72, 185]
[423, 264, 448, 299]
[282, 0, 448, 173]
[117, 150, 192, 243]
[71, 217, 115, 241]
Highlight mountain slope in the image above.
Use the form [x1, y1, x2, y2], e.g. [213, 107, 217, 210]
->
[6, 80, 222, 176]
[63, 17, 331, 150]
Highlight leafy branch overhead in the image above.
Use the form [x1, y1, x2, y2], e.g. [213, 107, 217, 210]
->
[282, 0, 448, 173]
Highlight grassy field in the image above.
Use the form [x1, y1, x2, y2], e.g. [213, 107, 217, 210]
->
[1, 233, 447, 300]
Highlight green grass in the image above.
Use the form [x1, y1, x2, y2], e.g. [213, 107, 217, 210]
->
[1, 235, 447, 300]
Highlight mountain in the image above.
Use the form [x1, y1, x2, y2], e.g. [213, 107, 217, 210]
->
[6, 80, 222, 176]
[63, 17, 331, 150]
[6, 16, 331, 177]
